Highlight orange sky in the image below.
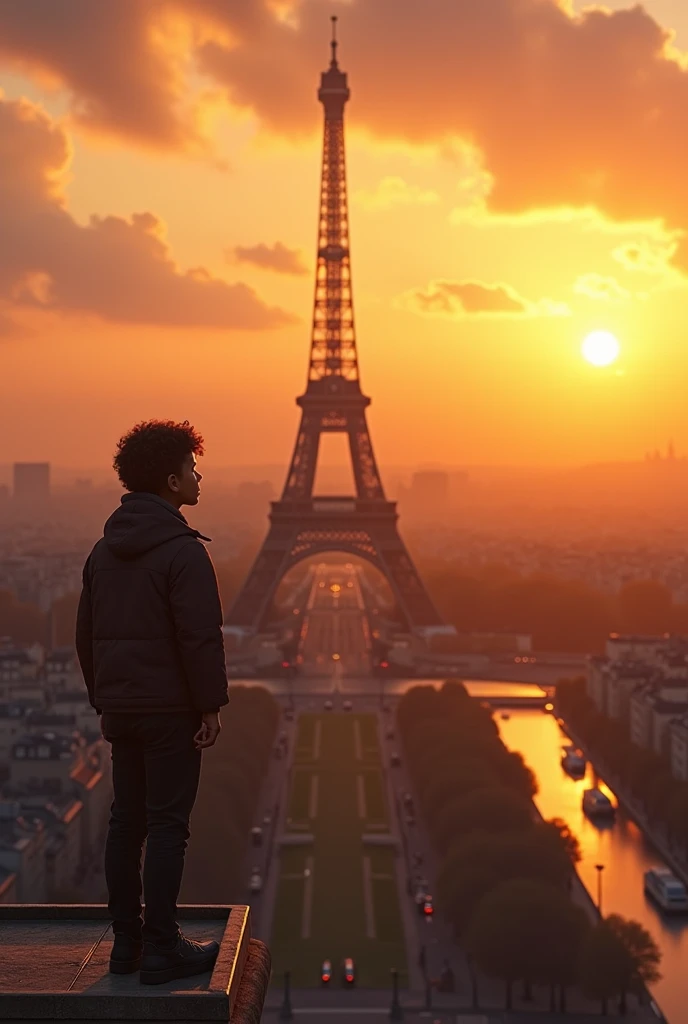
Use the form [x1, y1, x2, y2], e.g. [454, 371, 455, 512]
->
[1, 0, 688, 473]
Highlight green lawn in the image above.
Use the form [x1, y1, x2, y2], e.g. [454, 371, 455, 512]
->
[270, 713, 408, 988]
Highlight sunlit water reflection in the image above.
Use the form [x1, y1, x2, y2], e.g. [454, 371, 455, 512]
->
[497, 709, 686, 1024]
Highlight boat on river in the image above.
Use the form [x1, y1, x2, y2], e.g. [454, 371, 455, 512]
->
[644, 867, 688, 914]
[582, 787, 615, 820]
[561, 746, 586, 776]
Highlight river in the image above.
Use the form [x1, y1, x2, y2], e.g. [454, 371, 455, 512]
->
[496, 707, 686, 1024]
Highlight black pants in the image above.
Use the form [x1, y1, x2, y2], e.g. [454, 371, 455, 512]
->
[101, 711, 202, 947]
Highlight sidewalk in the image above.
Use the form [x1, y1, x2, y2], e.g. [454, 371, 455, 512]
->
[243, 699, 297, 941]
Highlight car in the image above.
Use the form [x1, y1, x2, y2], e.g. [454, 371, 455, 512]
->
[324, 700, 333, 711]
[414, 888, 427, 911]
[342, 957, 355, 985]
[343, 700, 353, 711]
[274, 745, 283, 758]
[385, 728, 394, 740]
[263, 814, 272, 826]
[423, 895, 434, 917]
[402, 792, 413, 809]
[321, 959, 332, 984]
[251, 826, 263, 847]
[279, 730, 287, 743]
[405, 813, 415, 827]
[284, 708, 294, 721]
[249, 872, 262, 894]
[412, 851, 423, 867]
[390, 751, 401, 766]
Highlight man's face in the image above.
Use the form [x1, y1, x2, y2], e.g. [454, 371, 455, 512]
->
[169, 454, 202, 507]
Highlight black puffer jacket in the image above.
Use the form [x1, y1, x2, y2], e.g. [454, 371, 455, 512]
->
[75, 493, 229, 714]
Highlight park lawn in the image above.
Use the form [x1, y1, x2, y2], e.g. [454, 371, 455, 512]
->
[362, 768, 387, 824]
[287, 767, 312, 824]
[270, 713, 408, 989]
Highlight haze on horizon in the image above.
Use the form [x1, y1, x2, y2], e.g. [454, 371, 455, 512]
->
[1, 0, 688, 472]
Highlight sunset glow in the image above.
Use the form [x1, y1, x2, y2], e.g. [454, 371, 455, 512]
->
[0, 0, 687, 471]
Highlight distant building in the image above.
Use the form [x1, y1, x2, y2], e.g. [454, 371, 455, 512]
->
[0, 704, 28, 767]
[12, 463, 50, 506]
[629, 682, 688, 757]
[669, 716, 688, 782]
[44, 648, 81, 690]
[586, 633, 688, 775]
[0, 806, 46, 902]
[606, 633, 670, 665]
[587, 656, 658, 719]
[399, 470, 451, 522]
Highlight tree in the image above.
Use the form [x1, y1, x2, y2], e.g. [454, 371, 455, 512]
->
[578, 922, 632, 1015]
[432, 787, 534, 855]
[618, 580, 673, 635]
[51, 591, 81, 646]
[438, 826, 572, 937]
[421, 759, 499, 817]
[544, 817, 582, 864]
[493, 748, 538, 799]
[606, 914, 662, 1005]
[466, 879, 589, 1011]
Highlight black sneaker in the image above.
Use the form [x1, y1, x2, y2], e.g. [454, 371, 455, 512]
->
[109, 935, 143, 974]
[139, 933, 220, 985]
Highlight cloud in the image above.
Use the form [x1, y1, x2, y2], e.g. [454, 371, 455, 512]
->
[0, 0, 199, 150]
[198, 0, 688, 264]
[612, 240, 678, 275]
[353, 176, 440, 211]
[573, 273, 630, 302]
[0, 92, 296, 330]
[399, 279, 570, 320]
[2, 1, 688, 264]
[231, 241, 308, 275]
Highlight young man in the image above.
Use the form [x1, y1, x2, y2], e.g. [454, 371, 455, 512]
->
[76, 419, 229, 985]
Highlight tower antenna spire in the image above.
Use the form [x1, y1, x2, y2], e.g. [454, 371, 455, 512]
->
[225, 16, 446, 638]
[330, 14, 338, 66]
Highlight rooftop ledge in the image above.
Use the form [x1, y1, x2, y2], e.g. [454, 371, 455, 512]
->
[0, 904, 270, 1024]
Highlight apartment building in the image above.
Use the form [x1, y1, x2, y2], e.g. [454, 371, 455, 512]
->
[587, 655, 658, 719]
[0, 807, 47, 902]
[669, 716, 688, 782]
[2, 728, 111, 901]
[629, 682, 688, 757]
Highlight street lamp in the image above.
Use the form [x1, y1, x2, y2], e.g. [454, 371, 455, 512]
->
[389, 967, 403, 1020]
[595, 863, 605, 918]
[278, 969, 293, 1020]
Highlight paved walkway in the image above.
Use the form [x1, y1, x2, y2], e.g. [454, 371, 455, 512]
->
[243, 701, 299, 941]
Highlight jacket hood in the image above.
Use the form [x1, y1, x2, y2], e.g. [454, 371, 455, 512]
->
[103, 493, 211, 560]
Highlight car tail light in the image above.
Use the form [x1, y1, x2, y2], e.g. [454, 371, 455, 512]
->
[424, 904, 433, 915]
[380, 661, 389, 669]
[322, 973, 330, 982]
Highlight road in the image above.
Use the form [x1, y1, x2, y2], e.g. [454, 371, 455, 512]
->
[245, 564, 658, 1020]
[299, 563, 371, 677]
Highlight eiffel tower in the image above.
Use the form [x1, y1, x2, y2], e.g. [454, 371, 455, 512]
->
[227, 18, 444, 635]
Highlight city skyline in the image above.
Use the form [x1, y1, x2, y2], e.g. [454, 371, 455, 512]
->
[1, 0, 688, 470]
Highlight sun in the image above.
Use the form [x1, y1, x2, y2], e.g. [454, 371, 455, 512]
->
[582, 330, 621, 367]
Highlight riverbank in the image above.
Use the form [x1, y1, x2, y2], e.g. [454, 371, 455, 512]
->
[556, 713, 688, 895]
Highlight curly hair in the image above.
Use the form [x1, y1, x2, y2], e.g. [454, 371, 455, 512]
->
[113, 420, 205, 493]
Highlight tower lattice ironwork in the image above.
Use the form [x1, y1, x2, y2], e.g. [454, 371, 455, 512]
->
[227, 19, 444, 634]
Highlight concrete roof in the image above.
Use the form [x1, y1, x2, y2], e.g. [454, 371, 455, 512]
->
[0, 904, 269, 1023]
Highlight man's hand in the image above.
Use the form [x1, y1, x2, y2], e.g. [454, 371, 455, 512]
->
[194, 711, 221, 750]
